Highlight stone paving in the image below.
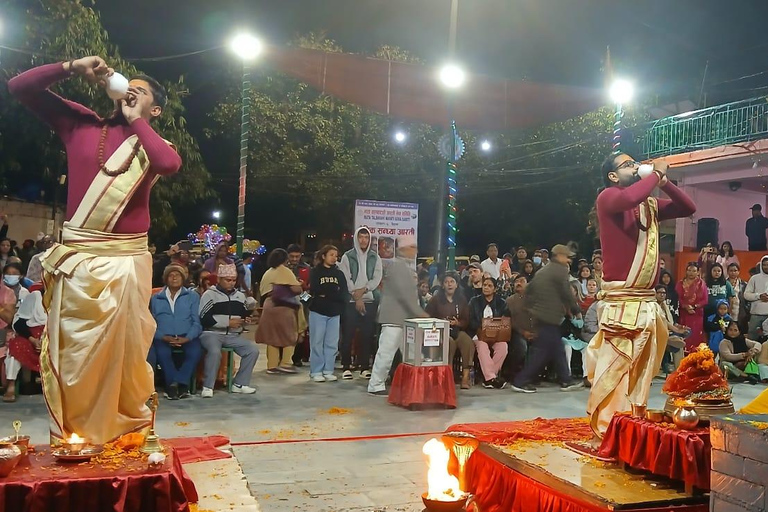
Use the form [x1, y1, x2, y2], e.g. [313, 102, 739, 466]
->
[3, 348, 766, 511]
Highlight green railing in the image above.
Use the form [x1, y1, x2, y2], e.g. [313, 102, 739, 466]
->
[639, 96, 768, 159]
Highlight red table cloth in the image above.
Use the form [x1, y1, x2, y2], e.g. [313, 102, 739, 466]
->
[0, 445, 197, 512]
[388, 364, 456, 409]
[598, 414, 711, 491]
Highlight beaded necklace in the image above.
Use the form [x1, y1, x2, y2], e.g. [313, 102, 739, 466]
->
[98, 124, 142, 177]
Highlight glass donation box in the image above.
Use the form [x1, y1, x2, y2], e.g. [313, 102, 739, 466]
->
[402, 318, 450, 367]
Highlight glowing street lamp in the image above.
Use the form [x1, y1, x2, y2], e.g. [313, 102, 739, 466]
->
[609, 79, 634, 154]
[439, 63, 466, 89]
[480, 140, 492, 152]
[394, 131, 407, 144]
[229, 32, 262, 255]
[212, 210, 221, 220]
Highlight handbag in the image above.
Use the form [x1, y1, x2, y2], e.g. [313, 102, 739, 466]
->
[480, 317, 512, 344]
[744, 358, 760, 376]
[271, 284, 300, 308]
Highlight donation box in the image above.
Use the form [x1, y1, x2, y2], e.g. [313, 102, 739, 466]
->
[402, 318, 450, 367]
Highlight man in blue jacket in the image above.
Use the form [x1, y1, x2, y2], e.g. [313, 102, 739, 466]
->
[149, 264, 203, 400]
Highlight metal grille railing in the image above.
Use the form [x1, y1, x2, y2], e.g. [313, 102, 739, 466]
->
[639, 97, 768, 159]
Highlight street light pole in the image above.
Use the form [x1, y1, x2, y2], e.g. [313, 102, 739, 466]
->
[236, 61, 251, 255]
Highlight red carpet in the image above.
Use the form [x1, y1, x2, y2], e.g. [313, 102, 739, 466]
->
[165, 435, 232, 464]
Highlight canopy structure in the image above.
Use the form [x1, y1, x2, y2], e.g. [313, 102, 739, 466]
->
[263, 45, 604, 130]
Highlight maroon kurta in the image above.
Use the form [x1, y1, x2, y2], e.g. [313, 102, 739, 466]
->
[8, 63, 181, 233]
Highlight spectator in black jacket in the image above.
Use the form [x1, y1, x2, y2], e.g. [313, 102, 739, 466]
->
[308, 245, 349, 382]
[468, 276, 510, 389]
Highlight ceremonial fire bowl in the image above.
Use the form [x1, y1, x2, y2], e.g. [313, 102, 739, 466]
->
[422, 493, 469, 512]
[0, 442, 22, 477]
[672, 406, 700, 430]
[0, 435, 30, 456]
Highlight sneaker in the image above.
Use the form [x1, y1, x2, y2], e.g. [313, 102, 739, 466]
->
[312, 375, 326, 383]
[360, 370, 372, 379]
[342, 370, 354, 380]
[232, 384, 257, 394]
[266, 368, 281, 375]
[178, 385, 190, 399]
[324, 374, 338, 382]
[510, 383, 537, 394]
[201, 387, 214, 398]
[560, 380, 585, 391]
[164, 384, 179, 400]
[368, 389, 388, 396]
[482, 380, 495, 389]
[277, 366, 298, 374]
[293, 361, 304, 368]
[492, 378, 508, 390]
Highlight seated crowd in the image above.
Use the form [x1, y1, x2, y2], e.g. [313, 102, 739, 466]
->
[2, 225, 768, 403]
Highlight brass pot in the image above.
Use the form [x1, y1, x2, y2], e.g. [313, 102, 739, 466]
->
[673, 406, 700, 430]
[0, 442, 22, 477]
[0, 436, 30, 456]
[645, 409, 667, 423]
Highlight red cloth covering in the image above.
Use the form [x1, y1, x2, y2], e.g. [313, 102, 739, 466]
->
[598, 414, 711, 491]
[388, 364, 456, 409]
[0, 445, 196, 512]
[466, 448, 708, 512]
[447, 417, 594, 445]
[164, 435, 232, 464]
[7, 326, 45, 372]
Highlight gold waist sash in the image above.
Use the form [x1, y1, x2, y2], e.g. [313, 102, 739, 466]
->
[41, 223, 148, 278]
[598, 285, 658, 332]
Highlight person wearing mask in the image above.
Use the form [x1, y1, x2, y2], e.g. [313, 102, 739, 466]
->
[2, 282, 45, 403]
[1, 263, 29, 306]
[367, 237, 425, 396]
[199, 263, 259, 397]
[511, 244, 583, 393]
[467, 277, 510, 389]
[426, 273, 474, 389]
[726, 263, 747, 326]
[705, 263, 734, 318]
[718, 321, 760, 384]
[338, 227, 383, 380]
[149, 264, 203, 400]
[677, 263, 709, 352]
[532, 250, 544, 269]
[585, 153, 696, 438]
[308, 245, 348, 383]
[462, 262, 484, 300]
[255, 249, 303, 374]
[716, 241, 739, 270]
[504, 275, 534, 384]
[539, 249, 550, 267]
[744, 256, 768, 339]
[746, 204, 768, 251]
[510, 246, 528, 273]
[26, 235, 55, 283]
[481, 243, 502, 279]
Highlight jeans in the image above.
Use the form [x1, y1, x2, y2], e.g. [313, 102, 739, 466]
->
[341, 301, 378, 370]
[368, 325, 402, 393]
[200, 332, 260, 389]
[514, 324, 572, 387]
[500, 334, 528, 381]
[153, 338, 203, 387]
[309, 311, 341, 377]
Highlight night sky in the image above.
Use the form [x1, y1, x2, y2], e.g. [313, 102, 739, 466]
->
[90, 1, 768, 243]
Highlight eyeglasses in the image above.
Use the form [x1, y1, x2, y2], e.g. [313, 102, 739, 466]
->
[614, 159, 640, 171]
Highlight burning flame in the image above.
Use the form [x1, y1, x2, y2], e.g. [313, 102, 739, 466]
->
[67, 433, 85, 444]
[423, 438, 462, 501]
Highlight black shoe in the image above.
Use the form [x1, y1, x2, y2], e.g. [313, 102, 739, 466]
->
[747, 375, 759, 385]
[164, 384, 180, 400]
[293, 361, 304, 368]
[492, 378, 508, 390]
[178, 384, 190, 398]
[510, 383, 537, 393]
[482, 380, 495, 389]
[560, 380, 585, 391]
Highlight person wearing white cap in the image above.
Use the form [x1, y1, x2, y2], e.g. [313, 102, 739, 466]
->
[199, 263, 260, 397]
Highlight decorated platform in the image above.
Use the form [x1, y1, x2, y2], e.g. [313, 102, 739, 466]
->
[445, 418, 709, 512]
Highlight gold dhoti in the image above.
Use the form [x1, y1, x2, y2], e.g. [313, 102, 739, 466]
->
[586, 196, 666, 437]
[40, 224, 155, 444]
